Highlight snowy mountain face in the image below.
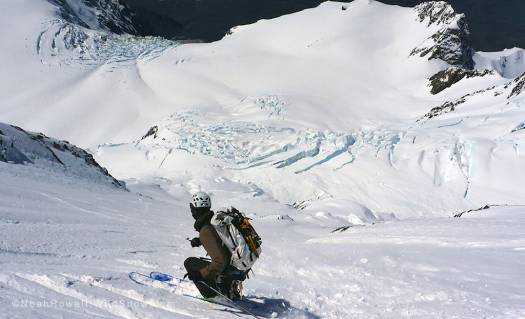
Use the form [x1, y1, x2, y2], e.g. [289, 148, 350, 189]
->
[91, 0, 525, 216]
[125, 0, 525, 52]
[1, 0, 525, 318]
[0, 123, 125, 189]
[34, 0, 173, 65]
[474, 48, 525, 79]
[411, 1, 473, 69]
[3, 0, 525, 215]
[48, 0, 137, 34]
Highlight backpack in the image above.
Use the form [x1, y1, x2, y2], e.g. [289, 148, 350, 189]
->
[211, 207, 262, 271]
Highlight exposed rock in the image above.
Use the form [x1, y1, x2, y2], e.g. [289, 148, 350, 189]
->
[0, 123, 125, 189]
[141, 126, 159, 140]
[37, 20, 174, 65]
[291, 200, 310, 210]
[424, 71, 525, 120]
[420, 86, 495, 121]
[422, 99, 465, 120]
[508, 72, 525, 99]
[429, 68, 493, 94]
[411, 1, 474, 69]
[453, 205, 491, 218]
[511, 123, 525, 133]
[47, 0, 137, 34]
[331, 226, 352, 233]
[0, 135, 32, 165]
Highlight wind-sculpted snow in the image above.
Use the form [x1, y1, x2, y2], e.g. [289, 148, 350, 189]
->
[474, 48, 525, 79]
[37, 19, 175, 65]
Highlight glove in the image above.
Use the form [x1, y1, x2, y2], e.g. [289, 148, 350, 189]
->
[190, 237, 202, 248]
[186, 271, 202, 281]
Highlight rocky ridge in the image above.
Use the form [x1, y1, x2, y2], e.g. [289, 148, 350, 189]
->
[47, 0, 137, 34]
[0, 123, 125, 189]
[411, 1, 474, 69]
[428, 68, 493, 95]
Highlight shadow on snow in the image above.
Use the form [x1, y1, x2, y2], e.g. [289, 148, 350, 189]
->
[129, 271, 320, 318]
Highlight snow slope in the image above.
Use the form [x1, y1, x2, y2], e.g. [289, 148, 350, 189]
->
[0, 0, 174, 147]
[1, 0, 525, 318]
[89, 0, 525, 216]
[1, 160, 524, 319]
[474, 48, 525, 79]
[4, 0, 520, 217]
[0, 122, 124, 188]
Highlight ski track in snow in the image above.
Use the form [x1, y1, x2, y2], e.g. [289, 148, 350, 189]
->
[2, 163, 525, 318]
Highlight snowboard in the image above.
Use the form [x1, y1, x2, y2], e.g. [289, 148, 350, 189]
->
[129, 271, 262, 318]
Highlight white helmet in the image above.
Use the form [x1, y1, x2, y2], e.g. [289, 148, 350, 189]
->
[191, 192, 211, 208]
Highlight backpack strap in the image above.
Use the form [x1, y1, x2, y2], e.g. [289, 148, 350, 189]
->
[226, 226, 237, 249]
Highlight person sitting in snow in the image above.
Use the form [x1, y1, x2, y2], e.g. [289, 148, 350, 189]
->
[184, 191, 245, 300]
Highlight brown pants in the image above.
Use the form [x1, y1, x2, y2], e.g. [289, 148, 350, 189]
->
[184, 257, 246, 298]
[184, 257, 220, 298]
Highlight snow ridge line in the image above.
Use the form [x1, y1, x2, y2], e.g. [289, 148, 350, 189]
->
[453, 204, 525, 218]
[412, 1, 474, 69]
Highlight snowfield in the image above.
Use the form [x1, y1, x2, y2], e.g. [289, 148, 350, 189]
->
[1, 163, 524, 318]
[1, 0, 525, 318]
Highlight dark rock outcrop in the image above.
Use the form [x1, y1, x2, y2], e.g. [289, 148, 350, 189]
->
[141, 126, 159, 140]
[508, 72, 525, 99]
[411, 1, 474, 69]
[0, 123, 125, 189]
[429, 68, 492, 95]
[420, 86, 495, 121]
[421, 99, 466, 121]
[47, 0, 137, 34]
[0, 129, 32, 165]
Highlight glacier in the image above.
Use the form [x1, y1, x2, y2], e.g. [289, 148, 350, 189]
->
[0, 0, 524, 318]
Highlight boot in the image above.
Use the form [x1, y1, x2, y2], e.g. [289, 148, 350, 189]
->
[228, 280, 243, 300]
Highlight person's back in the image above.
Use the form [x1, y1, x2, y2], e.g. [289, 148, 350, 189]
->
[184, 192, 245, 299]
